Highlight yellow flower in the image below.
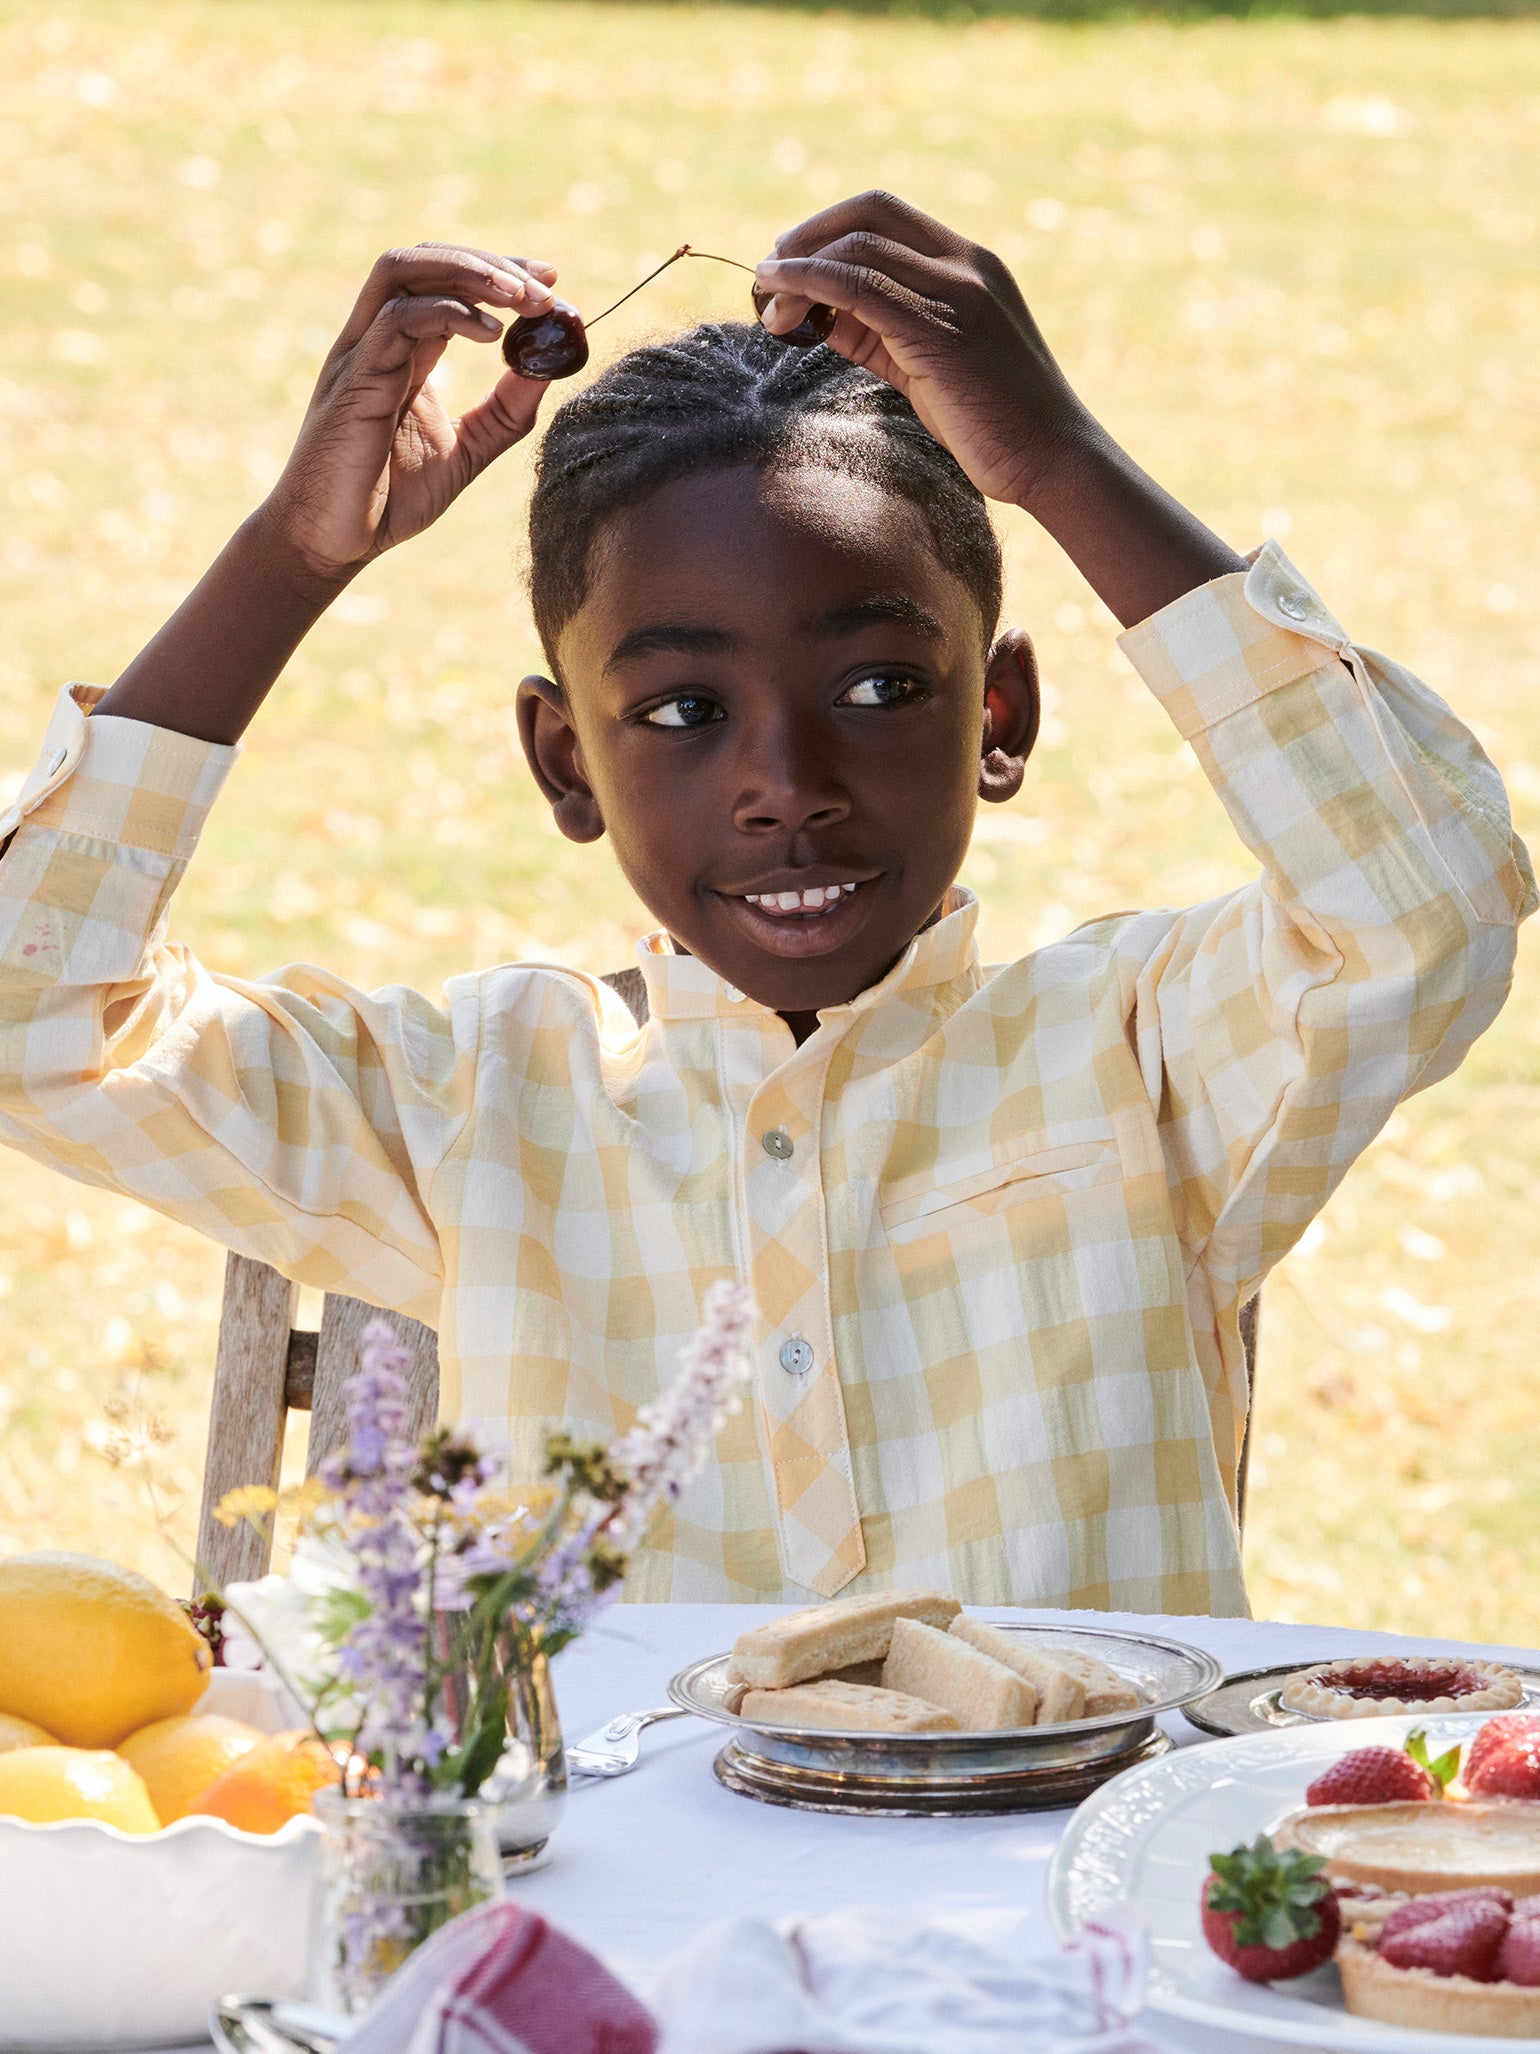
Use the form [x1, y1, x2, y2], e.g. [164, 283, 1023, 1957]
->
[277, 1478, 330, 1528]
[213, 1484, 279, 1529]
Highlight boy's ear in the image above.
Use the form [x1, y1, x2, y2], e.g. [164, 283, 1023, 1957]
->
[516, 675, 607, 844]
[978, 629, 1040, 805]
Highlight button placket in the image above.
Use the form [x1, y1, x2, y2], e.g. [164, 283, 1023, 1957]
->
[743, 1066, 864, 1597]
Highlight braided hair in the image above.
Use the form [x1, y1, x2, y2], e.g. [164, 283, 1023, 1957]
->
[528, 323, 1002, 672]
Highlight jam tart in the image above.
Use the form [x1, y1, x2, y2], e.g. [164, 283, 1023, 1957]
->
[1279, 1655, 1525, 1720]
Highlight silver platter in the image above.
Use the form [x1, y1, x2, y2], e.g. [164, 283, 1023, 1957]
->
[714, 1727, 1174, 1817]
[670, 1620, 1221, 1810]
[1182, 1659, 1540, 1738]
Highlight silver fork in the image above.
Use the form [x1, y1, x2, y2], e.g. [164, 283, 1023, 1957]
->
[566, 1705, 690, 1779]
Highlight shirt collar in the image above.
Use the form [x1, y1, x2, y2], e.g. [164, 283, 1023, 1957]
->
[635, 886, 981, 1024]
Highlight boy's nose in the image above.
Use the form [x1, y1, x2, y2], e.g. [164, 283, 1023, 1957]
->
[731, 719, 851, 835]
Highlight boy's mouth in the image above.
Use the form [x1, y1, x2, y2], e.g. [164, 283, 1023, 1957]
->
[714, 874, 880, 960]
[743, 882, 859, 915]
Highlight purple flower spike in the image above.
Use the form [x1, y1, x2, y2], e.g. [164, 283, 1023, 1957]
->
[321, 1319, 428, 1791]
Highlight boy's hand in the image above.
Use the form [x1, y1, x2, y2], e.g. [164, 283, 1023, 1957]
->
[754, 193, 1087, 511]
[265, 242, 557, 590]
[756, 190, 1244, 625]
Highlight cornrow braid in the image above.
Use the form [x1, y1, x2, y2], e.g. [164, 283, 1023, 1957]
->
[527, 322, 1003, 671]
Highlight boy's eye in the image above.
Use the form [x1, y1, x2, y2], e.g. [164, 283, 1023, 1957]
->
[642, 695, 722, 729]
[838, 673, 920, 709]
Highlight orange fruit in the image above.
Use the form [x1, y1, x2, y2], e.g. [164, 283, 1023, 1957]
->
[0, 1713, 57, 1754]
[117, 1712, 265, 1825]
[0, 1746, 160, 1832]
[0, 1553, 211, 1748]
[191, 1730, 338, 1834]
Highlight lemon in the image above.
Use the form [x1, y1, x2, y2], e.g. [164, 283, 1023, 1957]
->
[0, 1746, 160, 1832]
[118, 1712, 264, 1825]
[0, 1553, 211, 1749]
[0, 1712, 57, 1753]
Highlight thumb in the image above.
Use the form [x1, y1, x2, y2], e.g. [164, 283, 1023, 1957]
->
[454, 367, 549, 475]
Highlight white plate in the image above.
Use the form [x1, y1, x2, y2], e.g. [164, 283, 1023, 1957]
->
[1047, 1713, 1540, 2052]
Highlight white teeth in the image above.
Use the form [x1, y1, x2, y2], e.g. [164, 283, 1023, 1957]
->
[743, 883, 861, 912]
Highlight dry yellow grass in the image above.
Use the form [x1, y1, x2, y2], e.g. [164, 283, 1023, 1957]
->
[0, 1, 1537, 1636]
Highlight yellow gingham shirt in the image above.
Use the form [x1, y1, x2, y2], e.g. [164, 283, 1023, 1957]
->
[0, 547, 1531, 1613]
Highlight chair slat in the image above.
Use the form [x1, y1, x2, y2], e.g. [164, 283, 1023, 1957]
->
[305, 1294, 440, 1479]
[194, 1254, 296, 1591]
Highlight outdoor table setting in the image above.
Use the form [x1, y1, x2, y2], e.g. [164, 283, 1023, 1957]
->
[12, 1603, 1538, 2054]
[8, 1300, 1540, 2053]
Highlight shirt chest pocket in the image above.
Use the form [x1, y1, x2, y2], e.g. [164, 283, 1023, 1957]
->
[878, 1134, 1121, 1246]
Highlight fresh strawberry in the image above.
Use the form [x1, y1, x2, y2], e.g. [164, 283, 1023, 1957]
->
[1201, 1837, 1340, 1983]
[1306, 1745, 1437, 1807]
[1381, 1889, 1513, 1943]
[1514, 1894, 1540, 1920]
[1467, 1715, 1540, 1800]
[1501, 1915, 1540, 1987]
[1380, 1898, 1509, 1982]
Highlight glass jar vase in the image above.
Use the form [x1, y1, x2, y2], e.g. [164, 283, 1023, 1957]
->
[433, 1619, 568, 1871]
[310, 1790, 504, 2014]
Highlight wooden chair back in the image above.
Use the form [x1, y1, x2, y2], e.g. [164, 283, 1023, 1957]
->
[193, 1256, 439, 1589]
[192, 963, 1262, 1588]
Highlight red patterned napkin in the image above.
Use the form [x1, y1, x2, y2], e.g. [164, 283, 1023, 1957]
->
[338, 1900, 658, 2054]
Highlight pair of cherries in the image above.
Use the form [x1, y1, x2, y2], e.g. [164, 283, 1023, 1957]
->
[500, 245, 835, 381]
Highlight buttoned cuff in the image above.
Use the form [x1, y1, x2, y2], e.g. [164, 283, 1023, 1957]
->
[0, 685, 237, 859]
[1119, 541, 1355, 742]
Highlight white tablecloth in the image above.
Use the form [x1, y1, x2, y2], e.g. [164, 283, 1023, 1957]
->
[154, 1605, 1540, 2053]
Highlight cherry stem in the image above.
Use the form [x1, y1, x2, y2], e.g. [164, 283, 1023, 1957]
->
[584, 243, 758, 329]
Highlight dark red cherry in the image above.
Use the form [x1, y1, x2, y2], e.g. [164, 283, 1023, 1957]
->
[502, 301, 589, 381]
[751, 287, 836, 348]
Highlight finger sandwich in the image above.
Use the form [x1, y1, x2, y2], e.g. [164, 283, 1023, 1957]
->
[1041, 1644, 1142, 1716]
[882, 1617, 1036, 1731]
[725, 1588, 961, 1690]
[947, 1617, 1086, 1723]
[738, 1679, 959, 1733]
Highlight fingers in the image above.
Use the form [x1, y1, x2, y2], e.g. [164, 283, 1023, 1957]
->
[769, 190, 959, 264]
[336, 243, 555, 352]
[415, 241, 558, 289]
[753, 250, 943, 345]
[361, 292, 511, 373]
[454, 368, 549, 474]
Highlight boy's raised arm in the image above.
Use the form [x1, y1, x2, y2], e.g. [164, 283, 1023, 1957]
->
[758, 191, 1536, 1369]
[98, 244, 556, 745]
[753, 191, 1246, 625]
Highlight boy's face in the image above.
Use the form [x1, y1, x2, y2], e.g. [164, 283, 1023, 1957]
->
[518, 462, 1039, 1028]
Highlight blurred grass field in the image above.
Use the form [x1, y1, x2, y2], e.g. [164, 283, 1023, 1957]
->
[1, 0, 1538, 1635]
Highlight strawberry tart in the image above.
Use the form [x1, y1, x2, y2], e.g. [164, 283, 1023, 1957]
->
[1279, 1656, 1524, 1720]
[1337, 1888, 1540, 2035]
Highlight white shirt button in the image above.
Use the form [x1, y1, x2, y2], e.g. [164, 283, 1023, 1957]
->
[762, 1128, 793, 1160]
[1277, 594, 1309, 621]
[724, 986, 744, 1003]
[778, 1335, 814, 1376]
[47, 747, 67, 774]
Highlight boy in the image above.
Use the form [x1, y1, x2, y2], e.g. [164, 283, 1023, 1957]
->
[0, 195, 1529, 1613]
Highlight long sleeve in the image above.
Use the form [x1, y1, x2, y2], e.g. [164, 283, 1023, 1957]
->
[1119, 542, 1536, 1327]
[0, 687, 476, 1323]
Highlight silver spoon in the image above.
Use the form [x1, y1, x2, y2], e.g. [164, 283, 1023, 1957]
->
[214, 1998, 347, 2054]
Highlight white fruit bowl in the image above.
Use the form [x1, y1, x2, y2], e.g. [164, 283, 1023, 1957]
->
[0, 1670, 321, 2051]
